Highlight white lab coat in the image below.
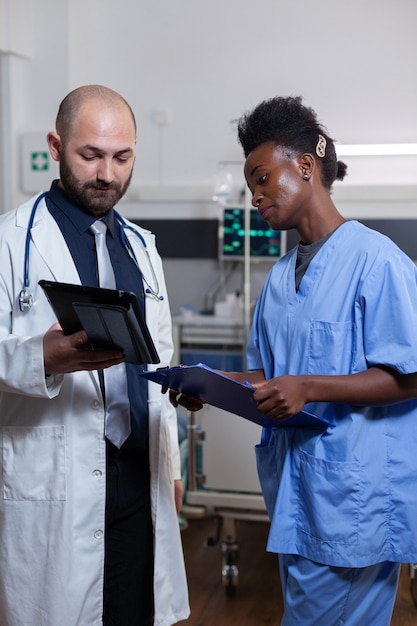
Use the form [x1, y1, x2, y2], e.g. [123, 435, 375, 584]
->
[0, 194, 190, 626]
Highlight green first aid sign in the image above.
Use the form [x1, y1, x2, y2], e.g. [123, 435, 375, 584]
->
[31, 152, 49, 171]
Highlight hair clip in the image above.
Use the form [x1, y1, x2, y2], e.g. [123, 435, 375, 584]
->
[316, 134, 327, 158]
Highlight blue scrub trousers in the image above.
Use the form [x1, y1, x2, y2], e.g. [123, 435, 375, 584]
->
[279, 554, 401, 626]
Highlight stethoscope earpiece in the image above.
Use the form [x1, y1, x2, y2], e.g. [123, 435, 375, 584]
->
[145, 288, 164, 301]
[114, 211, 163, 301]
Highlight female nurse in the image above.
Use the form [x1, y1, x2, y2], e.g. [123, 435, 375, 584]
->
[172, 96, 417, 626]
[231, 96, 417, 626]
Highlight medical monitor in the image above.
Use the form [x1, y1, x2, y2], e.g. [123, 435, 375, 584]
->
[220, 207, 285, 261]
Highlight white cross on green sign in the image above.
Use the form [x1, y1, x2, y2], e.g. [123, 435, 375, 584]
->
[31, 152, 49, 171]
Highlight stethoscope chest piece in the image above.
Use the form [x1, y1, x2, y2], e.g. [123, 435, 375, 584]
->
[19, 192, 48, 313]
[19, 288, 33, 312]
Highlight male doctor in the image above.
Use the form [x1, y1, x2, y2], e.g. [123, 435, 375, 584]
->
[0, 85, 189, 625]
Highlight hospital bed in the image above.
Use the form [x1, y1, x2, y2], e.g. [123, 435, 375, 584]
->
[185, 405, 268, 595]
[172, 315, 268, 595]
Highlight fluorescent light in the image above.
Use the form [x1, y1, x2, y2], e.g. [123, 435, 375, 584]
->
[335, 144, 417, 156]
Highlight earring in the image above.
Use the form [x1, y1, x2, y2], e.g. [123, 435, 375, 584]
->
[302, 173, 310, 180]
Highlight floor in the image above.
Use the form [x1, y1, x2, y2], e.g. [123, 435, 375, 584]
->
[176, 515, 417, 626]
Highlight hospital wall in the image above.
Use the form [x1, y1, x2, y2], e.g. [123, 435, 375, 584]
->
[1, 0, 417, 313]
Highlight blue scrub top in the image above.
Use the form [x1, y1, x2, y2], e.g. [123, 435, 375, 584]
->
[249, 220, 417, 567]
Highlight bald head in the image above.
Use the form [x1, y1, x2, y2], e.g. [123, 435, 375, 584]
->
[55, 85, 136, 141]
[47, 84, 137, 215]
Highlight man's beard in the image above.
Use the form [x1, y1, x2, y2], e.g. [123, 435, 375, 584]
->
[59, 155, 133, 215]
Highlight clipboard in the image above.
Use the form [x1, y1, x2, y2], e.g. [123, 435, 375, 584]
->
[39, 280, 159, 366]
[140, 363, 328, 429]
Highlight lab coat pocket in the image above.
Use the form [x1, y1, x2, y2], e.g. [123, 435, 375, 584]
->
[255, 442, 280, 519]
[308, 320, 355, 375]
[296, 449, 360, 545]
[3, 426, 66, 501]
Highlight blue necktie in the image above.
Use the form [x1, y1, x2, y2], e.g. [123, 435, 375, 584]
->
[89, 220, 131, 448]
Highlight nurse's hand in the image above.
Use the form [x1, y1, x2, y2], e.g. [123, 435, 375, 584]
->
[43, 323, 125, 374]
[251, 375, 306, 420]
[174, 479, 183, 514]
[162, 386, 204, 412]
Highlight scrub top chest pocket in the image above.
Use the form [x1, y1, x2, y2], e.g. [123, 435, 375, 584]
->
[307, 320, 356, 375]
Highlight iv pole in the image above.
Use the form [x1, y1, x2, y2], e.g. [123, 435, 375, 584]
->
[242, 185, 251, 370]
[212, 159, 251, 369]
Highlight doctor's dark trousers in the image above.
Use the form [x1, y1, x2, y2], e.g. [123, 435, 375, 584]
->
[103, 441, 154, 626]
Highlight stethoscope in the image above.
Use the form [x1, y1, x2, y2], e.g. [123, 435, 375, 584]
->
[19, 193, 164, 312]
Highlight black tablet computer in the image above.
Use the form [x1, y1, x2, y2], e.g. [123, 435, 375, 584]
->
[39, 280, 159, 366]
